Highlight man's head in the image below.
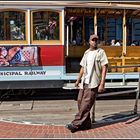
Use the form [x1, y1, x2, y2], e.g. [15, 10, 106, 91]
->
[89, 34, 99, 49]
[89, 34, 98, 41]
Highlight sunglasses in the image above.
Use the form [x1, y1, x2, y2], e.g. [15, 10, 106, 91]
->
[92, 38, 97, 41]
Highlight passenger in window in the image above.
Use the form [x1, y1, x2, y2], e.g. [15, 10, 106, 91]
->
[16, 27, 24, 40]
[11, 26, 24, 40]
[48, 18, 57, 40]
[40, 27, 49, 40]
[115, 40, 121, 46]
[11, 26, 17, 40]
[110, 39, 116, 46]
[35, 26, 41, 40]
[131, 40, 138, 46]
[72, 40, 76, 45]
[45, 26, 50, 40]
[76, 29, 82, 45]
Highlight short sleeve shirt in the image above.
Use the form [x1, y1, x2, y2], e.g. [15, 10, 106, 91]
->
[79, 48, 108, 89]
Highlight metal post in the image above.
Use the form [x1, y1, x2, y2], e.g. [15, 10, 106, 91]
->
[66, 25, 69, 56]
[27, 9, 31, 45]
[92, 94, 97, 123]
[122, 9, 126, 73]
[134, 72, 140, 114]
[91, 102, 95, 123]
[122, 73, 126, 86]
[94, 8, 97, 35]
[70, 21, 73, 43]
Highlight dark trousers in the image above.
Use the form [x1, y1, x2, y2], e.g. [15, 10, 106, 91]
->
[71, 84, 98, 129]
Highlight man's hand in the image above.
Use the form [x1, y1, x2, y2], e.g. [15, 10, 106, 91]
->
[75, 67, 84, 88]
[75, 80, 80, 87]
[98, 83, 105, 93]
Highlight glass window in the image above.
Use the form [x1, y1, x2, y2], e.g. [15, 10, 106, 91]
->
[66, 16, 83, 45]
[85, 16, 94, 43]
[127, 17, 140, 46]
[97, 9, 123, 46]
[126, 9, 140, 46]
[0, 11, 25, 41]
[32, 11, 59, 41]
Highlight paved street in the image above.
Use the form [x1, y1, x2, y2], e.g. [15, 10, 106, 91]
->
[0, 98, 140, 138]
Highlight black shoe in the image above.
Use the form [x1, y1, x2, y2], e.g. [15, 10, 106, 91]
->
[92, 120, 96, 123]
[80, 124, 92, 130]
[65, 124, 78, 133]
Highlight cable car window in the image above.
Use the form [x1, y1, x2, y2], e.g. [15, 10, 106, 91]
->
[0, 11, 25, 41]
[126, 9, 140, 46]
[85, 16, 94, 43]
[66, 16, 83, 46]
[32, 11, 59, 41]
[97, 9, 123, 46]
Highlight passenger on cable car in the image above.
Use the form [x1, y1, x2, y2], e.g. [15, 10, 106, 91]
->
[76, 29, 82, 45]
[131, 40, 138, 46]
[11, 26, 24, 40]
[110, 39, 116, 46]
[48, 18, 57, 40]
[35, 26, 41, 40]
[115, 40, 121, 46]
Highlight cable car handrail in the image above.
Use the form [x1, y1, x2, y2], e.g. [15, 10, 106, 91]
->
[97, 89, 138, 98]
[109, 64, 140, 69]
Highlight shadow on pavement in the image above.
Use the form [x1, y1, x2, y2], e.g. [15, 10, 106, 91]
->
[0, 88, 138, 102]
[92, 110, 140, 129]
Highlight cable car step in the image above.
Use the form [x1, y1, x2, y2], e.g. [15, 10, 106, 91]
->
[63, 82, 138, 90]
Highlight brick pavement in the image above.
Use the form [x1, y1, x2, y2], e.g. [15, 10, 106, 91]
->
[0, 114, 140, 138]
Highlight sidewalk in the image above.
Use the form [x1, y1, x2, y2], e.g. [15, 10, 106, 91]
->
[0, 99, 140, 138]
[0, 115, 140, 138]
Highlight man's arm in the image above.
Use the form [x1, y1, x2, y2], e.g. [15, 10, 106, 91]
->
[98, 64, 108, 93]
[75, 67, 84, 87]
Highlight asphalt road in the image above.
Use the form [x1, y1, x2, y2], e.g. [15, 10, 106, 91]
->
[0, 88, 139, 125]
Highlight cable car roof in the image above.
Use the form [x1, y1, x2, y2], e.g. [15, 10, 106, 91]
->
[0, 1, 140, 9]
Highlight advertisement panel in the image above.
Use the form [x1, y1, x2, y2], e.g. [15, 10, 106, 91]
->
[0, 46, 38, 66]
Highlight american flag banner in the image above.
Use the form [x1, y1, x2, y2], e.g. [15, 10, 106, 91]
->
[21, 47, 38, 66]
[0, 46, 38, 67]
[22, 50, 30, 61]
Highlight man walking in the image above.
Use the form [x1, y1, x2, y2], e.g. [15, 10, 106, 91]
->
[65, 34, 108, 133]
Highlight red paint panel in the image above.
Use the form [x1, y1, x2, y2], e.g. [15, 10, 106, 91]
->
[39, 45, 64, 66]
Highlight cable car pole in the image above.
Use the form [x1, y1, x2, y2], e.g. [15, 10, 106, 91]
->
[134, 72, 140, 114]
[122, 9, 127, 74]
[94, 8, 97, 35]
[92, 8, 97, 123]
